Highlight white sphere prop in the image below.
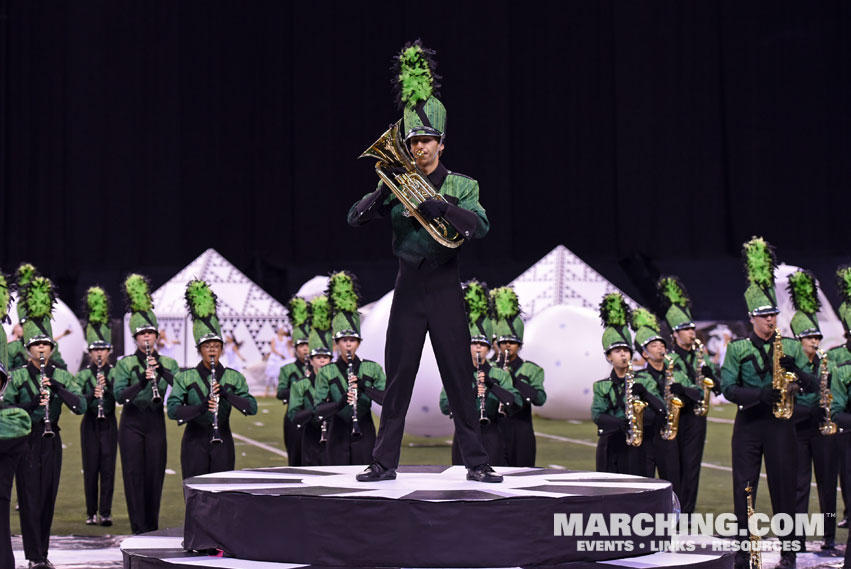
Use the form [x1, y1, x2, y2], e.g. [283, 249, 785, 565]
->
[4, 298, 87, 374]
[522, 304, 609, 421]
[358, 290, 455, 438]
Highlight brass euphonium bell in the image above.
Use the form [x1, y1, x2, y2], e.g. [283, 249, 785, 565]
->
[359, 120, 464, 249]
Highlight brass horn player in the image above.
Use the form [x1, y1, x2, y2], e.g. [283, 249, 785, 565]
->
[785, 269, 839, 553]
[350, 40, 501, 484]
[719, 237, 814, 569]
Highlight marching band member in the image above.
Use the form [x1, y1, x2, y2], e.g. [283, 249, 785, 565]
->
[5, 277, 85, 568]
[786, 270, 839, 553]
[314, 272, 386, 465]
[167, 280, 257, 479]
[591, 293, 663, 475]
[349, 40, 499, 483]
[8, 264, 66, 371]
[113, 274, 178, 535]
[277, 296, 311, 465]
[829, 266, 851, 529]
[287, 295, 334, 466]
[76, 287, 118, 527]
[490, 286, 546, 467]
[440, 281, 519, 465]
[632, 307, 697, 491]
[721, 237, 813, 569]
[0, 270, 31, 569]
[658, 276, 717, 514]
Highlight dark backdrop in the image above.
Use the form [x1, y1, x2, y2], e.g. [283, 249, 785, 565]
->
[1, 0, 849, 322]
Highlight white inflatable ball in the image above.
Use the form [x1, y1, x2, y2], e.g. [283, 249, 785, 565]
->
[522, 304, 610, 421]
[358, 290, 455, 438]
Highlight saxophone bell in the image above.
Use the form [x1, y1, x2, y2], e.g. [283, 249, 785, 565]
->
[660, 355, 684, 441]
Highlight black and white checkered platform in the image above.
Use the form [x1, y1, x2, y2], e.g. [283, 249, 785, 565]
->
[168, 465, 695, 568]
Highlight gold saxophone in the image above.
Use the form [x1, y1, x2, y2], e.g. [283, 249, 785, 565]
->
[816, 348, 838, 435]
[772, 328, 797, 419]
[693, 338, 714, 416]
[624, 361, 647, 447]
[660, 355, 684, 440]
[746, 482, 762, 569]
[359, 120, 463, 248]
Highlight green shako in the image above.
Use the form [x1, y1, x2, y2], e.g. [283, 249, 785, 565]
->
[463, 280, 492, 346]
[185, 279, 222, 347]
[787, 270, 822, 339]
[491, 286, 523, 345]
[742, 237, 779, 316]
[308, 295, 333, 357]
[836, 265, 851, 335]
[124, 274, 158, 336]
[287, 296, 311, 346]
[658, 276, 694, 331]
[21, 276, 57, 348]
[83, 286, 112, 350]
[394, 40, 446, 141]
[631, 307, 665, 351]
[327, 271, 362, 341]
[599, 292, 632, 353]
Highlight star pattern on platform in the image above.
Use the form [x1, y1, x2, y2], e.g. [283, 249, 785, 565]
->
[183, 465, 670, 501]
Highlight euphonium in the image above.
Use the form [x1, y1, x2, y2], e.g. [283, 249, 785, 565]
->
[693, 338, 714, 417]
[660, 355, 684, 441]
[624, 361, 647, 447]
[746, 481, 762, 569]
[209, 355, 223, 445]
[772, 328, 797, 419]
[359, 120, 463, 249]
[816, 348, 837, 436]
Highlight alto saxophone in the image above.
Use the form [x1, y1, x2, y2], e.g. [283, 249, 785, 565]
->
[745, 481, 762, 569]
[816, 348, 837, 435]
[660, 355, 684, 440]
[772, 328, 797, 419]
[693, 338, 714, 416]
[624, 361, 647, 447]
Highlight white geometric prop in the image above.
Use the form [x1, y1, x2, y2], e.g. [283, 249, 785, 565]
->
[775, 263, 844, 349]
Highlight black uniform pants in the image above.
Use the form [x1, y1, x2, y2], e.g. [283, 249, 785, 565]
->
[647, 429, 682, 498]
[502, 405, 536, 467]
[301, 421, 325, 467]
[837, 433, 850, 518]
[794, 412, 837, 546]
[451, 418, 505, 466]
[180, 422, 235, 479]
[0, 436, 27, 569]
[284, 414, 302, 467]
[373, 258, 489, 470]
[677, 412, 707, 514]
[325, 413, 377, 466]
[118, 405, 166, 534]
[80, 412, 118, 517]
[731, 406, 797, 556]
[597, 432, 646, 475]
[16, 425, 61, 562]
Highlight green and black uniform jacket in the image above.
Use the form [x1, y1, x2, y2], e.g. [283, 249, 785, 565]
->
[5, 362, 85, 427]
[828, 343, 851, 366]
[720, 334, 810, 410]
[439, 364, 520, 418]
[0, 402, 32, 439]
[167, 362, 257, 426]
[113, 350, 178, 408]
[76, 363, 117, 418]
[277, 359, 309, 403]
[591, 369, 665, 435]
[287, 377, 318, 427]
[504, 357, 546, 408]
[313, 356, 386, 423]
[637, 361, 702, 414]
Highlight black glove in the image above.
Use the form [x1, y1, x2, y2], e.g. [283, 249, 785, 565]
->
[711, 381, 723, 396]
[417, 198, 448, 220]
[759, 388, 782, 406]
[631, 383, 647, 397]
[834, 412, 851, 431]
[779, 355, 798, 372]
[670, 383, 686, 396]
[701, 365, 716, 381]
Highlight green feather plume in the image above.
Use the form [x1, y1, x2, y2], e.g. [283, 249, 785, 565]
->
[15, 263, 37, 290]
[631, 307, 660, 333]
[393, 40, 441, 110]
[287, 297, 311, 328]
[657, 276, 691, 310]
[836, 265, 851, 304]
[599, 293, 631, 327]
[22, 276, 55, 320]
[787, 270, 821, 315]
[310, 295, 331, 332]
[327, 271, 361, 314]
[123, 274, 153, 312]
[463, 280, 490, 321]
[83, 286, 110, 324]
[491, 287, 520, 320]
[742, 236, 777, 289]
[184, 279, 218, 319]
[0, 271, 9, 321]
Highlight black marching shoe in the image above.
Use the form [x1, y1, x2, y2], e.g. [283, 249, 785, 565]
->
[818, 539, 839, 557]
[356, 462, 397, 482]
[466, 464, 503, 483]
[85, 514, 97, 525]
[100, 515, 113, 527]
[776, 551, 795, 569]
[838, 517, 849, 529]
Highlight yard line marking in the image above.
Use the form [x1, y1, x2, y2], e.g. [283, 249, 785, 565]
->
[232, 433, 288, 458]
[707, 417, 735, 424]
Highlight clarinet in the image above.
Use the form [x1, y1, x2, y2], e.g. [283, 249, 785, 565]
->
[477, 352, 490, 425]
[209, 355, 223, 444]
[348, 351, 362, 440]
[497, 348, 509, 418]
[96, 355, 106, 422]
[39, 354, 55, 438]
[144, 340, 162, 405]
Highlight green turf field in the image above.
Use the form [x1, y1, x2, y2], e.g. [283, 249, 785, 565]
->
[11, 399, 847, 546]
